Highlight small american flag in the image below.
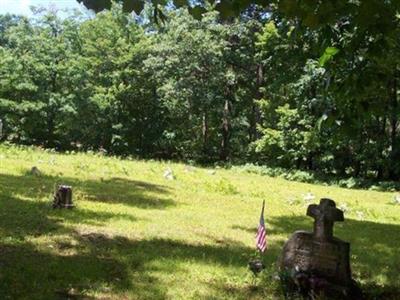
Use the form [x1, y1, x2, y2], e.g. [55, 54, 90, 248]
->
[256, 200, 267, 252]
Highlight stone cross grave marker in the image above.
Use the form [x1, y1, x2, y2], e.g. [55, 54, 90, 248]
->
[306, 198, 344, 241]
[279, 198, 360, 298]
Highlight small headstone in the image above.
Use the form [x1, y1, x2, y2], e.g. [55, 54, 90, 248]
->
[49, 157, 56, 165]
[122, 166, 129, 175]
[338, 202, 350, 213]
[303, 192, 315, 203]
[98, 147, 107, 156]
[356, 211, 364, 220]
[163, 168, 175, 180]
[30, 166, 41, 176]
[53, 185, 74, 209]
[278, 198, 361, 299]
[393, 194, 400, 205]
[184, 165, 194, 173]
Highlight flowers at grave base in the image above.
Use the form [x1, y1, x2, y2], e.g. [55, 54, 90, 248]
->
[279, 268, 330, 299]
[248, 259, 265, 276]
[248, 250, 266, 277]
[309, 275, 328, 290]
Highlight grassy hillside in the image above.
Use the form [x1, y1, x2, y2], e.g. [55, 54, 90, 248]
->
[0, 144, 399, 299]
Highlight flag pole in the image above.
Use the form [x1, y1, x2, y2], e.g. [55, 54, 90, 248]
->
[261, 200, 265, 219]
[250, 200, 267, 277]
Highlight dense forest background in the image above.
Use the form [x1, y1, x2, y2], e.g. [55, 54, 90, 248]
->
[0, 3, 399, 182]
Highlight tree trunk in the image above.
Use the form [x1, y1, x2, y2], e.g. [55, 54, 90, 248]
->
[389, 74, 399, 179]
[307, 152, 314, 170]
[376, 113, 387, 180]
[202, 110, 209, 156]
[354, 159, 361, 178]
[249, 64, 263, 142]
[220, 99, 231, 161]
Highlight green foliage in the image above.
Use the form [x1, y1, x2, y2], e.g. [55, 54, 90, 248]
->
[252, 7, 400, 182]
[235, 163, 400, 192]
[318, 46, 339, 67]
[1, 2, 400, 183]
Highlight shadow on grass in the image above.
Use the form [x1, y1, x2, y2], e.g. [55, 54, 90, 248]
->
[80, 177, 175, 208]
[0, 171, 175, 209]
[0, 170, 175, 239]
[0, 241, 135, 299]
[0, 229, 260, 299]
[0, 194, 141, 239]
[0, 172, 265, 298]
[0, 170, 179, 299]
[231, 224, 256, 234]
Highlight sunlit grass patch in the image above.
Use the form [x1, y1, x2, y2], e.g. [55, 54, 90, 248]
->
[0, 144, 399, 299]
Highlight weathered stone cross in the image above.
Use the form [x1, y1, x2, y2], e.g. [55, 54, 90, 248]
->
[306, 198, 344, 240]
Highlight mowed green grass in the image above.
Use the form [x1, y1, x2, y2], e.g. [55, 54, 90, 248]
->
[0, 144, 399, 299]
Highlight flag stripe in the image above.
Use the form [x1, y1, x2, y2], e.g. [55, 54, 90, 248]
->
[256, 200, 267, 252]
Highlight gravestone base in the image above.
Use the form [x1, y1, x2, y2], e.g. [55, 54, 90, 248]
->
[279, 231, 362, 299]
[279, 269, 362, 300]
[280, 231, 351, 286]
[278, 199, 363, 299]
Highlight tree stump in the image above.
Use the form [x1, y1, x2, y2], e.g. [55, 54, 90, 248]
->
[53, 185, 74, 209]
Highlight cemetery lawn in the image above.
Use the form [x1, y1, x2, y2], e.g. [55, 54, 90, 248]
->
[0, 145, 399, 300]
